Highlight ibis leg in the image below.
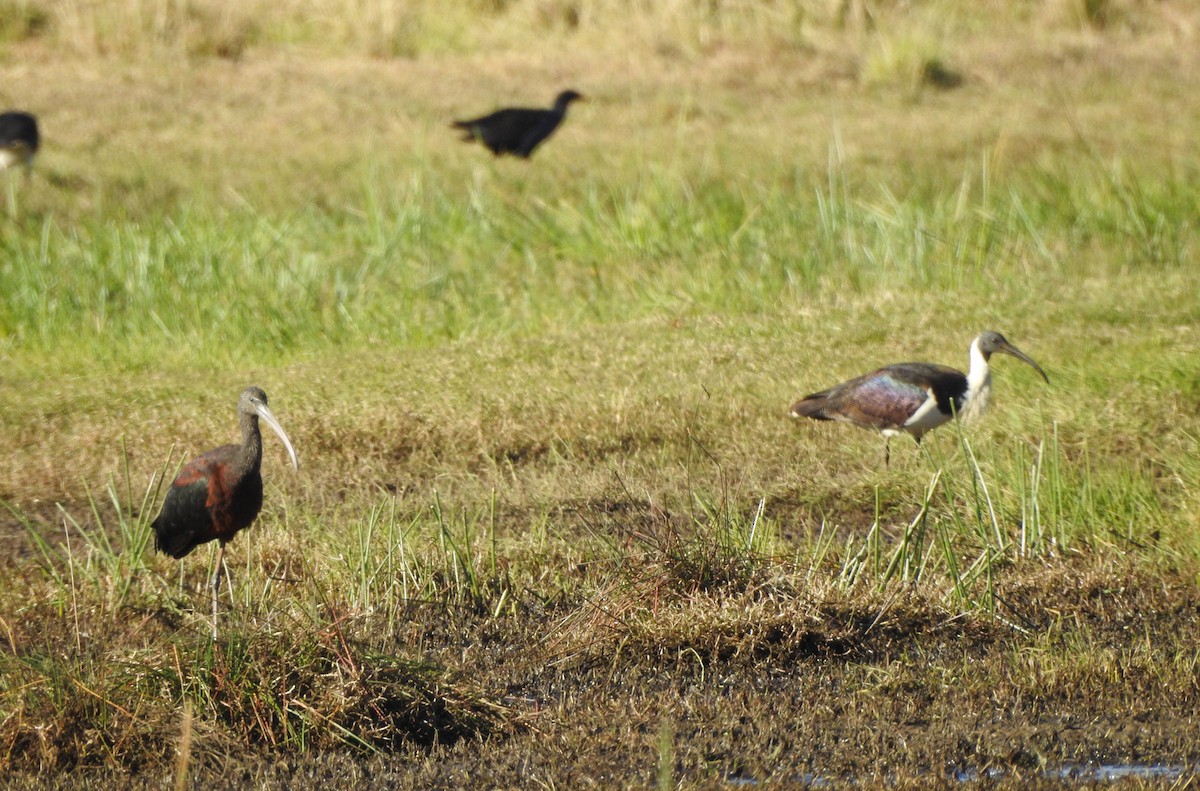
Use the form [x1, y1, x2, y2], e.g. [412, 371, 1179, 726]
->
[210, 543, 226, 640]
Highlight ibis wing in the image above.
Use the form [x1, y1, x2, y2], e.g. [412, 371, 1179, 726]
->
[834, 373, 930, 430]
[881, 363, 969, 416]
[793, 368, 940, 431]
[153, 480, 213, 559]
[151, 448, 234, 559]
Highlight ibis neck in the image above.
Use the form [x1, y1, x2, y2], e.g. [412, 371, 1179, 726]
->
[961, 338, 992, 419]
[238, 412, 264, 470]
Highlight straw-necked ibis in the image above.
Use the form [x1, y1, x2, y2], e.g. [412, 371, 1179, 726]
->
[152, 386, 298, 638]
[452, 89, 584, 158]
[0, 111, 39, 174]
[790, 331, 1049, 463]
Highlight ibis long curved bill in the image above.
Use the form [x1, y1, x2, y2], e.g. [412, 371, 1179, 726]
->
[991, 337, 1050, 384]
[251, 399, 299, 470]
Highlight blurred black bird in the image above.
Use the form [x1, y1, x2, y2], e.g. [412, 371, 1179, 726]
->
[452, 89, 584, 158]
[0, 111, 39, 174]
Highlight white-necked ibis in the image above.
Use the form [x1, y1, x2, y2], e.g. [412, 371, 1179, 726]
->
[152, 386, 298, 638]
[0, 111, 39, 174]
[452, 89, 584, 158]
[790, 331, 1049, 463]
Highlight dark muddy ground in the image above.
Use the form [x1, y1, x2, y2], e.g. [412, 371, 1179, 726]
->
[5, 553, 1198, 789]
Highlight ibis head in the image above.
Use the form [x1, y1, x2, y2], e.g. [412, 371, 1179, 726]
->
[238, 386, 299, 471]
[975, 331, 1049, 384]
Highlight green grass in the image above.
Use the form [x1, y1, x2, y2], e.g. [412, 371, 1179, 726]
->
[2, 154, 1194, 374]
[3, 1, 1200, 785]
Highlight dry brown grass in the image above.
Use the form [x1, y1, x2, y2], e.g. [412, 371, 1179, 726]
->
[1, 0, 1196, 224]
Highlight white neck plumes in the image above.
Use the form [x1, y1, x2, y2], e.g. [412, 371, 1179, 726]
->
[960, 336, 993, 423]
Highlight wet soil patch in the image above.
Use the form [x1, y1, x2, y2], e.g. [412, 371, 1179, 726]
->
[4, 549, 1199, 788]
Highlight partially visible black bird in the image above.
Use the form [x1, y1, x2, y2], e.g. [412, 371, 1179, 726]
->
[152, 386, 299, 638]
[0, 111, 39, 174]
[452, 89, 584, 158]
[790, 331, 1049, 464]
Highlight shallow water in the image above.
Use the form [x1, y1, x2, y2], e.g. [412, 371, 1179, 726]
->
[1050, 763, 1194, 782]
[728, 763, 1197, 786]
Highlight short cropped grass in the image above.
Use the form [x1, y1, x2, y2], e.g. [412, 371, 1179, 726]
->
[2, 0, 1200, 786]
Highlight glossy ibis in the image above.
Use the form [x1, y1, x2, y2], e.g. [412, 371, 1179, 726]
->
[452, 89, 584, 158]
[0, 111, 39, 174]
[790, 331, 1049, 463]
[152, 386, 298, 638]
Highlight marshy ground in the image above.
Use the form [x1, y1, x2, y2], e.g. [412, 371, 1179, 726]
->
[2, 1, 1200, 787]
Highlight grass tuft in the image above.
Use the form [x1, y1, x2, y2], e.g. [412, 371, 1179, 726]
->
[194, 625, 511, 753]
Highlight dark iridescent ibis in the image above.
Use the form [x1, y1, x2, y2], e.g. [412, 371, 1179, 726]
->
[452, 89, 584, 158]
[790, 331, 1049, 463]
[0, 111, 39, 174]
[152, 386, 298, 638]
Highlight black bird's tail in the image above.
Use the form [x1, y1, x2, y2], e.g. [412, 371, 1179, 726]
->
[451, 120, 476, 141]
